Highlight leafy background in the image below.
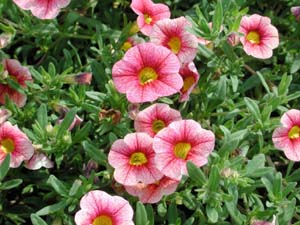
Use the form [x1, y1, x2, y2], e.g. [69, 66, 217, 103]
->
[0, 0, 300, 224]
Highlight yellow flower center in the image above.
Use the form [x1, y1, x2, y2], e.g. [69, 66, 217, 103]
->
[174, 142, 191, 160]
[152, 119, 165, 133]
[246, 31, 260, 44]
[129, 152, 148, 166]
[288, 125, 300, 139]
[93, 215, 113, 225]
[144, 14, 152, 24]
[121, 41, 132, 51]
[168, 37, 181, 54]
[0, 138, 15, 154]
[138, 67, 158, 85]
[181, 76, 196, 92]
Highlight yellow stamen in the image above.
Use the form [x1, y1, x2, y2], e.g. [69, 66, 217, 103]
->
[168, 37, 181, 54]
[129, 152, 148, 166]
[144, 14, 152, 24]
[246, 31, 260, 44]
[174, 142, 191, 160]
[138, 67, 158, 85]
[93, 215, 113, 225]
[152, 119, 165, 133]
[1, 138, 15, 154]
[181, 76, 196, 92]
[288, 126, 300, 139]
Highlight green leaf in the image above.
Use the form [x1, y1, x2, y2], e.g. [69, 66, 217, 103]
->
[274, 172, 282, 200]
[82, 141, 107, 166]
[0, 179, 22, 190]
[212, 0, 223, 34]
[135, 201, 148, 225]
[244, 97, 262, 124]
[290, 55, 300, 74]
[167, 202, 178, 225]
[206, 206, 218, 223]
[30, 214, 48, 225]
[187, 161, 207, 186]
[46, 175, 68, 197]
[207, 165, 220, 192]
[245, 154, 265, 175]
[145, 205, 154, 225]
[0, 154, 10, 181]
[73, 121, 92, 143]
[256, 71, 270, 94]
[37, 104, 47, 129]
[36, 201, 67, 216]
[56, 108, 77, 138]
[198, 44, 214, 58]
[278, 74, 292, 96]
[69, 179, 82, 196]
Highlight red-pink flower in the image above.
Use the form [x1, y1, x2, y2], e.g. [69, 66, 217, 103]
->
[291, 6, 300, 21]
[75, 190, 134, 225]
[239, 14, 279, 59]
[112, 43, 183, 103]
[125, 176, 179, 204]
[150, 17, 198, 64]
[0, 122, 34, 168]
[153, 120, 215, 180]
[121, 36, 145, 52]
[0, 109, 10, 125]
[130, 0, 170, 36]
[1, 59, 32, 107]
[134, 103, 181, 137]
[108, 132, 163, 185]
[272, 109, 300, 161]
[178, 62, 200, 102]
[12, 0, 70, 20]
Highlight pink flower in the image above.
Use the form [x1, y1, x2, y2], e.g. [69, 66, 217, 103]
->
[150, 17, 198, 64]
[227, 32, 240, 47]
[1, 59, 32, 107]
[0, 121, 34, 168]
[25, 152, 53, 170]
[112, 43, 183, 103]
[134, 103, 182, 137]
[125, 176, 179, 204]
[251, 216, 276, 225]
[272, 109, 300, 161]
[108, 132, 163, 185]
[63, 73, 93, 85]
[74, 190, 134, 225]
[178, 62, 200, 102]
[57, 114, 83, 131]
[130, 0, 170, 36]
[12, 0, 70, 20]
[153, 120, 215, 180]
[291, 7, 300, 21]
[239, 14, 279, 59]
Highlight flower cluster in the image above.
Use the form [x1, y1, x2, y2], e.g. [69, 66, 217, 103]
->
[108, 103, 215, 203]
[113, 0, 200, 103]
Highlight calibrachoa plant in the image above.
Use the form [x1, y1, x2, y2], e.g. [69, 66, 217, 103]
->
[0, 0, 300, 224]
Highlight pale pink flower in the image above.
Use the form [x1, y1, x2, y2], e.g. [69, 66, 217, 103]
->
[125, 176, 179, 204]
[63, 73, 93, 85]
[74, 190, 134, 225]
[0, 34, 12, 49]
[108, 132, 163, 185]
[291, 7, 300, 21]
[272, 109, 300, 161]
[0, 121, 34, 168]
[150, 17, 198, 64]
[57, 114, 83, 131]
[239, 14, 279, 59]
[130, 0, 170, 36]
[178, 62, 200, 102]
[112, 43, 183, 103]
[251, 216, 276, 225]
[25, 152, 53, 170]
[134, 103, 182, 137]
[0, 59, 32, 107]
[153, 120, 215, 180]
[12, 0, 70, 20]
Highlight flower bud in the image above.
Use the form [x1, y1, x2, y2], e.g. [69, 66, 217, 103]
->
[227, 32, 240, 46]
[291, 6, 300, 21]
